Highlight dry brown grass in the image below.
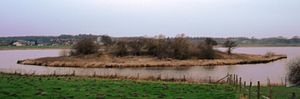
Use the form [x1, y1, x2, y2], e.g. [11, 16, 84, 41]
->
[17, 52, 287, 68]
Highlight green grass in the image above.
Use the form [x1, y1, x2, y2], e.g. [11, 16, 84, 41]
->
[0, 45, 70, 50]
[0, 74, 237, 99]
[259, 86, 300, 99]
[240, 85, 300, 99]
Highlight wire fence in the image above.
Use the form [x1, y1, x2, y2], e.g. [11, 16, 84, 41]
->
[222, 74, 298, 99]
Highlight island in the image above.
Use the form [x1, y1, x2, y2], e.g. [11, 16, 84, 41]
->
[17, 35, 287, 68]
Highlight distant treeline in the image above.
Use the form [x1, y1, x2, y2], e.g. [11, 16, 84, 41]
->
[0, 34, 96, 46]
[1, 34, 300, 46]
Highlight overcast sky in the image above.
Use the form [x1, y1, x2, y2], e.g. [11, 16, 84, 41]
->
[0, 0, 299, 38]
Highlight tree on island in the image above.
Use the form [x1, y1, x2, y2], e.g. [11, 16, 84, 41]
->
[172, 34, 192, 59]
[69, 34, 220, 60]
[101, 35, 113, 46]
[71, 37, 98, 55]
[223, 39, 238, 55]
[205, 38, 218, 46]
[198, 38, 218, 59]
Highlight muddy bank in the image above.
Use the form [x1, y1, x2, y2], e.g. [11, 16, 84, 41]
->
[17, 53, 287, 68]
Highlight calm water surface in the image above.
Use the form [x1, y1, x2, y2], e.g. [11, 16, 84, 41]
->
[0, 47, 299, 85]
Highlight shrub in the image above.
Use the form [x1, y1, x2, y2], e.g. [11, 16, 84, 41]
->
[112, 40, 129, 56]
[196, 38, 218, 59]
[197, 43, 216, 59]
[264, 52, 275, 58]
[152, 36, 173, 59]
[101, 35, 113, 46]
[71, 37, 98, 56]
[128, 39, 145, 56]
[205, 38, 218, 46]
[107, 34, 219, 60]
[172, 34, 192, 59]
[288, 58, 300, 86]
[59, 49, 70, 57]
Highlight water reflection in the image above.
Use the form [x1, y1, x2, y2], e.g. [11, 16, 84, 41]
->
[202, 66, 216, 70]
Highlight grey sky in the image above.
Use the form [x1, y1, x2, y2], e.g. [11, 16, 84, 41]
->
[0, 0, 299, 38]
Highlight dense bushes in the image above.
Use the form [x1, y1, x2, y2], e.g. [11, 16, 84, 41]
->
[288, 58, 300, 86]
[112, 40, 129, 56]
[197, 38, 218, 59]
[110, 34, 218, 60]
[70, 37, 98, 55]
[70, 34, 220, 60]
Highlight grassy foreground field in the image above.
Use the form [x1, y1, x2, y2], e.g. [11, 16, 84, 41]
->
[0, 73, 237, 99]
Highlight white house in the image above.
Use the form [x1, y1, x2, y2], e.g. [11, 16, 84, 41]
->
[12, 41, 24, 46]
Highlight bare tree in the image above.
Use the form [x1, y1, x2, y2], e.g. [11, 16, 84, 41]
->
[172, 34, 191, 59]
[205, 38, 218, 46]
[223, 39, 238, 55]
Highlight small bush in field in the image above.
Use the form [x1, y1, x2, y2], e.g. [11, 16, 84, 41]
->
[288, 57, 300, 86]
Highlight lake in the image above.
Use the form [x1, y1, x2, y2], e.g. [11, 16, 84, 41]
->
[0, 47, 299, 85]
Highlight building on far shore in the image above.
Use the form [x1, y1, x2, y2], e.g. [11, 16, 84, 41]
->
[12, 41, 24, 46]
[12, 40, 36, 46]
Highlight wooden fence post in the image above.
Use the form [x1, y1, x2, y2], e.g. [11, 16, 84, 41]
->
[72, 70, 75, 76]
[257, 81, 260, 99]
[235, 75, 238, 85]
[269, 86, 272, 99]
[53, 71, 56, 76]
[229, 74, 232, 85]
[239, 77, 242, 92]
[236, 75, 238, 89]
[232, 74, 234, 85]
[93, 71, 96, 77]
[243, 81, 246, 97]
[227, 75, 229, 84]
[284, 76, 287, 86]
[249, 81, 252, 99]
[268, 79, 272, 99]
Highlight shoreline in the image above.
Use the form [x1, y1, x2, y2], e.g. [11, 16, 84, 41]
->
[0, 46, 70, 50]
[0, 48, 67, 51]
[17, 54, 287, 68]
